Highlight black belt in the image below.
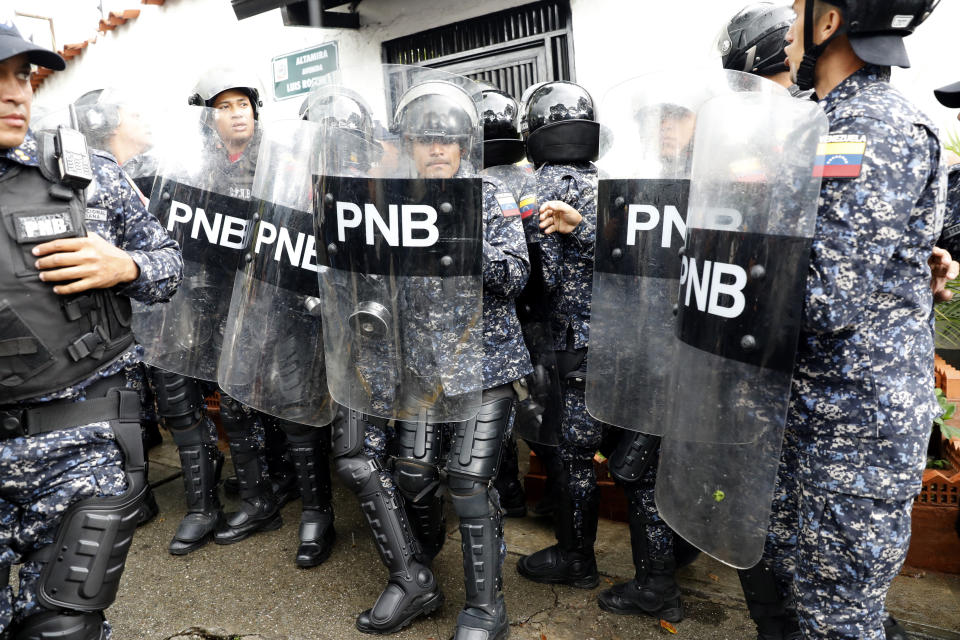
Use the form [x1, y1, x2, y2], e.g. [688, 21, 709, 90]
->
[0, 373, 137, 440]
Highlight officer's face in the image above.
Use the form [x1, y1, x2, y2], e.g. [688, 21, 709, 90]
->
[0, 54, 32, 149]
[660, 110, 696, 161]
[114, 107, 152, 155]
[212, 89, 255, 148]
[784, 1, 806, 84]
[411, 137, 461, 179]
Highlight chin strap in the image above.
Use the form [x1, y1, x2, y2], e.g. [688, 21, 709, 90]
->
[796, 0, 846, 91]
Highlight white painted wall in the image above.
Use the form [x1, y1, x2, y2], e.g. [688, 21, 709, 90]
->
[19, 0, 960, 138]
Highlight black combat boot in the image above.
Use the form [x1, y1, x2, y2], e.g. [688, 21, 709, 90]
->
[516, 482, 599, 588]
[737, 562, 802, 640]
[883, 615, 909, 640]
[451, 487, 510, 640]
[597, 510, 682, 620]
[214, 435, 282, 544]
[493, 434, 527, 518]
[338, 457, 443, 634]
[287, 427, 336, 568]
[168, 439, 224, 555]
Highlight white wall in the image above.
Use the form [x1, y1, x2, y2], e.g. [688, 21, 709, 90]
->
[23, 0, 960, 138]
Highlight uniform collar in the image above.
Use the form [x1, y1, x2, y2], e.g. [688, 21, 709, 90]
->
[818, 65, 891, 115]
[1, 129, 40, 167]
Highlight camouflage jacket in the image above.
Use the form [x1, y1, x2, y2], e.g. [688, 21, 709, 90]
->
[1, 130, 183, 401]
[788, 66, 946, 501]
[537, 162, 598, 351]
[481, 168, 534, 388]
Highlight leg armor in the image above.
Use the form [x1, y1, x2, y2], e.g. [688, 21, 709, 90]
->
[332, 408, 442, 634]
[280, 420, 336, 568]
[447, 385, 513, 640]
[737, 561, 801, 640]
[214, 394, 281, 544]
[393, 417, 445, 559]
[599, 430, 683, 620]
[25, 390, 145, 630]
[493, 433, 527, 517]
[153, 373, 224, 555]
[263, 415, 298, 507]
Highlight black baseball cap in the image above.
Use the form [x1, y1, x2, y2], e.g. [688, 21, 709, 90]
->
[935, 81, 960, 109]
[0, 18, 65, 70]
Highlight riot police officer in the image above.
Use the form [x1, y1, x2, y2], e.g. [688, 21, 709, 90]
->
[514, 81, 608, 590]
[761, 2, 945, 638]
[0, 21, 183, 639]
[149, 67, 288, 556]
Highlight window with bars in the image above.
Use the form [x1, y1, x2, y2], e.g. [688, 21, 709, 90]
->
[381, 1, 574, 100]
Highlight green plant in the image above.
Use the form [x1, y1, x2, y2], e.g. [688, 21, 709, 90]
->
[929, 389, 960, 469]
[945, 127, 960, 156]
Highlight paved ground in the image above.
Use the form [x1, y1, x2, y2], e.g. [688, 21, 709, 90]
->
[22, 438, 960, 640]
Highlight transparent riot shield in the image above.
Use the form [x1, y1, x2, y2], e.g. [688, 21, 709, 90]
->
[131, 105, 259, 381]
[656, 90, 828, 568]
[484, 163, 561, 445]
[586, 68, 785, 434]
[218, 119, 336, 426]
[314, 68, 484, 422]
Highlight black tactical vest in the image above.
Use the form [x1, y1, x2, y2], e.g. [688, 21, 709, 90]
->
[0, 134, 134, 403]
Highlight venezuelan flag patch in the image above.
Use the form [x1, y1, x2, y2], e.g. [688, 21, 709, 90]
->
[518, 194, 538, 219]
[813, 134, 867, 179]
[495, 192, 521, 217]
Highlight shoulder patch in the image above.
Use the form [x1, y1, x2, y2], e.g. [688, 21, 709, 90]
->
[813, 134, 866, 179]
[495, 192, 521, 217]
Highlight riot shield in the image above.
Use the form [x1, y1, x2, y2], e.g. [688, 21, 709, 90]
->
[586, 68, 785, 434]
[484, 163, 561, 445]
[656, 89, 828, 568]
[314, 68, 484, 422]
[218, 119, 336, 426]
[131, 105, 259, 381]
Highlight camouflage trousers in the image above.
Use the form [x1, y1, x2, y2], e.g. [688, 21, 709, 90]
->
[766, 429, 916, 640]
[558, 383, 606, 533]
[619, 445, 673, 559]
[0, 423, 127, 637]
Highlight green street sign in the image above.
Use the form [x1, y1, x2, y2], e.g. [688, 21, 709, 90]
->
[272, 42, 339, 100]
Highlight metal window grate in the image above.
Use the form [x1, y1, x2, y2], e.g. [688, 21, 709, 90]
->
[383, 1, 567, 64]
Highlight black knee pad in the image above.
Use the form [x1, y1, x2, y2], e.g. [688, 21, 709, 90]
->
[334, 455, 378, 495]
[151, 371, 204, 431]
[608, 431, 660, 486]
[394, 458, 440, 503]
[218, 394, 256, 437]
[448, 475, 494, 519]
[331, 407, 365, 459]
[11, 611, 105, 640]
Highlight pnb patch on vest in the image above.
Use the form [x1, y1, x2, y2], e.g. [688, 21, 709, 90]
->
[495, 192, 521, 217]
[15, 212, 74, 242]
[85, 207, 108, 222]
[518, 194, 537, 219]
[813, 134, 867, 179]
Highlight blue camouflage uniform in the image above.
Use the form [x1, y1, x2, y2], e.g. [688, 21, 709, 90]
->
[0, 131, 182, 635]
[536, 161, 609, 533]
[764, 65, 946, 640]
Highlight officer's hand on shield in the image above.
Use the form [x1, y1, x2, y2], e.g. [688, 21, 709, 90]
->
[33, 232, 140, 294]
[539, 200, 582, 235]
[930, 246, 960, 303]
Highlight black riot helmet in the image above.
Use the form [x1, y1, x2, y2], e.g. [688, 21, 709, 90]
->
[74, 88, 120, 151]
[796, 0, 939, 90]
[391, 80, 479, 151]
[481, 88, 524, 168]
[302, 85, 382, 172]
[188, 66, 263, 119]
[719, 3, 794, 76]
[521, 81, 600, 166]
